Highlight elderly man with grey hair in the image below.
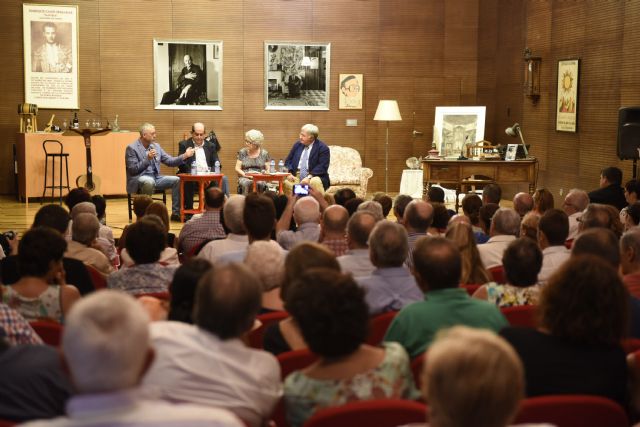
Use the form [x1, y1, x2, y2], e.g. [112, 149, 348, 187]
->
[283, 124, 330, 195]
[276, 195, 321, 250]
[64, 213, 114, 277]
[478, 208, 521, 269]
[245, 241, 286, 312]
[69, 201, 117, 265]
[319, 204, 349, 256]
[142, 263, 282, 427]
[562, 188, 590, 241]
[403, 200, 434, 270]
[125, 122, 195, 221]
[338, 211, 377, 277]
[356, 220, 422, 315]
[199, 195, 248, 263]
[357, 200, 385, 221]
[20, 290, 243, 427]
[513, 192, 534, 218]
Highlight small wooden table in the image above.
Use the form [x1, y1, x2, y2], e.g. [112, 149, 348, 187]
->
[178, 173, 224, 222]
[244, 172, 289, 193]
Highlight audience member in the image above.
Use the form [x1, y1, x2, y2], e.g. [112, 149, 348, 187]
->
[403, 200, 433, 270]
[145, 201, 176, 248]
[429, 202, 450, 235]
[478, 202, 500, 243]
[620, 227, 640, 299]
[318, 204, 349, 256]
[264, 242, 340, 355]
[337, 211, 377, 278]
[578, 203, 624, 239]
[537, 208, 570, 284]
[65, 213, 114, 277]
[356, 221, 421, 315]
[588, 166, 626, 211]
[482, 183, 502, 205]
[532, 188, 555, 214]
[0, 303, 42, 345]
[393, 194, 413, 225]
[276, 196, 321, 250]
[427, 186, 455, 218]
[500, 256, 628, 407]
[198, 195, 248, 262]
[372, 192, 393, 218]
[177, 187, 226, 255]
[20, 290, 243, 427]
[91, 194, 107, 225]
[120, 214, 179, 267]
[245, 240, 286, 313]
[384, 237, 507, 358]
[333, 188, 356, 207]
[284, 268, 418, 427]
[107, 218, 178, 295]
[625, 179, 640, 206]
[344, 197, 364, 217]
[519, 210, 540, 242]
[421, 326, 525, 427]
[64, 187, 91, 212]
[356, 200, 384, 221]
[445, 221, 491, 285]
[473, 238, 542, 307]
[562, 188, 589, 241]
[512, 192, 534, 218]
[118, 194, 154, 251]
[143, 263, 282, 427]
[1, 227, 80, 323]
[623, 201, 640, 232]
[462, 193, 488, 243]
[69, 202, 118, 264]
[478, 208, 520, 269]
[167, 258, 213, 324]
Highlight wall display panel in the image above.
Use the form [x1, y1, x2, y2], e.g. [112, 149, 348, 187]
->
[434, 106, 486, 158]
[339, 74, 363, 110]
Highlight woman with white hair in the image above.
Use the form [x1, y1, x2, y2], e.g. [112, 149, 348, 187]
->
[235, 129, 271, 194]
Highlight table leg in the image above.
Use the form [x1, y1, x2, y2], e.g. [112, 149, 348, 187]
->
[252, 178, 258, 192]
[278, 178, 283, 194]
[180, 180, 185, 223]
[198, 181, 206, 212]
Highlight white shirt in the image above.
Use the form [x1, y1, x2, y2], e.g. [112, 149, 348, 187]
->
[567, 211, 581, 241]
[338, 248, 375, 277]
[142, 321, 282, 427]
[194, 143, 209, 172]
[538, 245, 571, 284]
[478, 235, 517, 269]
[198, 234, 249, 263]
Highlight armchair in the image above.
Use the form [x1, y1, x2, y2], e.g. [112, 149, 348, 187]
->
[326, 146, 373, 198]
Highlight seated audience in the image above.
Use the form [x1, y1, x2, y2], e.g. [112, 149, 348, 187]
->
[333, 188, 357, 207]
[500, 255, 629, 407]
[372, 192, 393, 218]
[562, 188, 589, 241]
[118, 194, 153, 251]
[177, 187, 226, 255]
[120, 214, 179, 267]
[1, 227, 80, 323]
[537, 208, 570, 284]
[344, 197, 364, 217]
[473, 238, 542, 307]
[578, 203, 624, 239]
[65, 213, 114, 277]
[356, 221, 421, 315]
[276, 195, 321, 249]
[588, 166, 626, 211]
[357, 200, 385, 221]
[245, 240, 286, 313]
[142, 263, 282, 427]
[20, 290, 242, 427]
[620, 227, 640, 299]
[319, 204, 349, 256]
[393, 194, 413, 225]
[198, 195, 248, 262]
[107, 218, 178, 295]
[478, 202, 500, 243]
[403, 200, 433, 270]
[519, 211, 540, 242]
[384, 237, 507, 358]
[264, 242, 340, 355]
[623, 201, 640, 232]
[70, 201, 117, 264]
[482, 183, 502, 205]
[167, 258, 212, 324]
[145, 201, 177, 248]
[429, 202, 450, 235]
[0, 328, 72, 423]
[478, 208, 520, 269]
[445, 221, 491, 285]
[0, 303, 42, 345]
[420, 326, 526, 427]
[532, 188, 555, 214]
[284, 268, 419, 427]
[91, 194, 107, 225]
[513, 191, 534, 218]
[337, 211, 377, 278]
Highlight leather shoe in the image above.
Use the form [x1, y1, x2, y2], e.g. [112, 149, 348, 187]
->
[170, 214, 181, 222]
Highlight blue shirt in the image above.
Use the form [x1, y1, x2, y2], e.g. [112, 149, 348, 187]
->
[356, 267, 422, 315]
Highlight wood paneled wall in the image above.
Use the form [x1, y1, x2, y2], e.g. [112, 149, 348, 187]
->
[0, 0, 483, 195]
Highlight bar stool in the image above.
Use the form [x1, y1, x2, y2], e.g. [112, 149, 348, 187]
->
[42, 139, 70, 205]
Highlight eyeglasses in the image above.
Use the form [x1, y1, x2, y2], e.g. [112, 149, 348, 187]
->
[345, 84, 360, 92]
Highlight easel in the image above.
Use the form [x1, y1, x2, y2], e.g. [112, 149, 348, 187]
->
[18, 103, 38, 133]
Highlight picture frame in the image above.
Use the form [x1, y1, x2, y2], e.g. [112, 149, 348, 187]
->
[505, 144, 518, 161]
[23, 3, 79, 109]
[556, 58, 579, 132]
[339, 74, 363, 109]
[153, 39, 223, 110]
[434, 106, 486, 159]
[265, 42, 330, 110]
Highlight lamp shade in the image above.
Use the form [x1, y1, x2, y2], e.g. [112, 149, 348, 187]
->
[374, 100, 402, 121]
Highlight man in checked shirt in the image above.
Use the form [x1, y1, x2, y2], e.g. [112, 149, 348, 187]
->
[177, 187, 226, 255]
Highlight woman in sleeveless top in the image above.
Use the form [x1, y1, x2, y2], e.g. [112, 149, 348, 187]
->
[1, 227, 80, 323]
[235, 129, 271, 194]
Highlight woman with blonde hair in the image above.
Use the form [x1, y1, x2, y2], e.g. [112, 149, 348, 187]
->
[533, 188, 555, 214]
[236, 129, 271, 194]
[445, 221, 491, 285]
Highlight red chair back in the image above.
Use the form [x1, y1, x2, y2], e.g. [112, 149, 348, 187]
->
[248, 311, 289, 349]
[366, 311, 398, 346]
[621, 337, 640, 354]
[500, 305, 537, 328]
[410, 353, 426, 389]
[29, 321, 63, 347]
[303, 399, 427, 427]
[488, 265, 505, 283]
[460, 283, 481, 296]
[277, 348, 318, 380]
[565, 239, 574, 249]
[85, 264, 107, 289]
[513, 395, 628, 427]
[0, 420, 17, 427]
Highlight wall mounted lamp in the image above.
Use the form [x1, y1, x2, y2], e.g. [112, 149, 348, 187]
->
[523, 48, 541, 104]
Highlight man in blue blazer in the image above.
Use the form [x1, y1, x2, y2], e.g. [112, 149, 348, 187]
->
[126, 123, 195, 221]
[283, 124, 330, 195]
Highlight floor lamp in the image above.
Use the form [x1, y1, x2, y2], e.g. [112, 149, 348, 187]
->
[374, 100, 402, 193]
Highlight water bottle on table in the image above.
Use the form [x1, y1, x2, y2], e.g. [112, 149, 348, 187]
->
[214, 160, 221, 174]
[191, 162, 197, 175]
[270, 159, 275, 173]
[278, 159, 285, 173]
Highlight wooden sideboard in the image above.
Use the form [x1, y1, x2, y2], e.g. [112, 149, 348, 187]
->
[421, 158, 538, 210]
[17, 131, 137, 204]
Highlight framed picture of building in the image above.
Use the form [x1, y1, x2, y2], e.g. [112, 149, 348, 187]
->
[434, 106, 486, 159]
[23, 3, 79, 109]
[153, 39, 223, 110]
[556, 58, 579, 132]
[339, 74, 363, 109]
[265, 42, 330, 110]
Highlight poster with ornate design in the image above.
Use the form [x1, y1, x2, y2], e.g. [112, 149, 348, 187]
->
[556, 59, 580, 132]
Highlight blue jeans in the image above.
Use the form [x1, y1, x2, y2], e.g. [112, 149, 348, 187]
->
[137, 175, 180, 215]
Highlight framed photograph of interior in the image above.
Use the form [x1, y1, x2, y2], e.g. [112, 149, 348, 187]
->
[505, 144, 518, 161]
[265, 42, 330, 110]
[339, 74, 363, 109]
[153, 39, 223, 110]
[434, 106, 486, 159]
[556, 58, 579, 132]
[23, 3, 79, 109]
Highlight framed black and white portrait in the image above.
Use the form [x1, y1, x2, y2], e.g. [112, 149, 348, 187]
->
[264, 42, 330, 111]
[153, 39, 223, 110]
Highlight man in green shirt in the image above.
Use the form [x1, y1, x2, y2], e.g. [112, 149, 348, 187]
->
[384, 236, 508, 359]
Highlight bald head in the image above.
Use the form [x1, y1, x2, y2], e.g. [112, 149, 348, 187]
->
[322, 204, 349, 236]
[72, 213, 100, 246]
[403, 200, 434, 233]
[563, 189, 589, 215]
[513, 192, 534, 218]
[347, 211, 377, 249]
[293, 196, 320, 225]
